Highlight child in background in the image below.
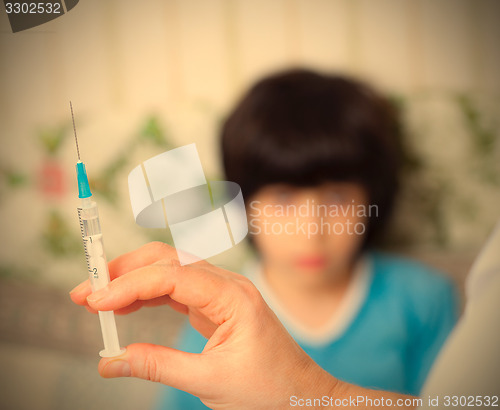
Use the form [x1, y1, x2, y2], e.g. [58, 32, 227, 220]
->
[156, 69, 458, 409]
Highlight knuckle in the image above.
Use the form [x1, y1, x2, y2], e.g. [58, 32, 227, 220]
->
[238, 278, 264, 307]
[163, 256, 185, 276]
[147, 241, 178, 260]
[147, 241, 169, 253]
[144, 350, 162, 383]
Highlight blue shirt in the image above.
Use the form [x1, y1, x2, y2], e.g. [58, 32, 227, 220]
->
[155, 252, 459, 409]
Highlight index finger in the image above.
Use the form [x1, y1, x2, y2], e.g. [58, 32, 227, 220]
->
[108, 241, 177, 280]
[70, 242, 175, 305]
[87, 260, 238, 326]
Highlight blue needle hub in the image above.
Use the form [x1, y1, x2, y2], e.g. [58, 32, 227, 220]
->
[76, 161, 92, 198]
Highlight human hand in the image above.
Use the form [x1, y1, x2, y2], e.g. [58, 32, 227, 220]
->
[69, 242, 337, 409]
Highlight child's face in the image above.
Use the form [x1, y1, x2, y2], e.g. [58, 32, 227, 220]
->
[248, 182, 369, 288]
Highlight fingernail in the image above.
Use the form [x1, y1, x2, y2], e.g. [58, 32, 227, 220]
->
[102, 360, 131, 378]
[87, 287, 109, 303]
[70, 282, 88, 295]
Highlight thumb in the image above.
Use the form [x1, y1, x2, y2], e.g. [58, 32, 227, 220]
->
[98, 343, 210, 394]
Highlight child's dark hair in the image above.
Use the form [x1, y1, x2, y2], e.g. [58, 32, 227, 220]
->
[220, 68, 400, 247]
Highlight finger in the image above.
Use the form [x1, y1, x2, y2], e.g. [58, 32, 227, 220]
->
[108, 242, 177, 280]
[85, 305, 98, 314]
[87, 262, 232, 325]
[69, 280, 92, 305]
[141, 295, 189, 314]
[112, 296, 188, 315]
[113, 301, 143, 315]
[98, 343, 212, 396]
[74, 283, 188, 315]
[72, 242, 177, 304]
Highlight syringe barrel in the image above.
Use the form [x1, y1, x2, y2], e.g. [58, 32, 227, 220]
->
[77, 199, 111, 292]
[77, 198, 125, 357]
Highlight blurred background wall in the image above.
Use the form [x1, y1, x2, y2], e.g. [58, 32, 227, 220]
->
[0, 0, 499, 409]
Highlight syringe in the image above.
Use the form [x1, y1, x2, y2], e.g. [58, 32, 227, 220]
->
[71, 102, 126, 358]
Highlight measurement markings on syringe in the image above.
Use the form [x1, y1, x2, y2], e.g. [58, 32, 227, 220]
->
[77, 207, 99, 280]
